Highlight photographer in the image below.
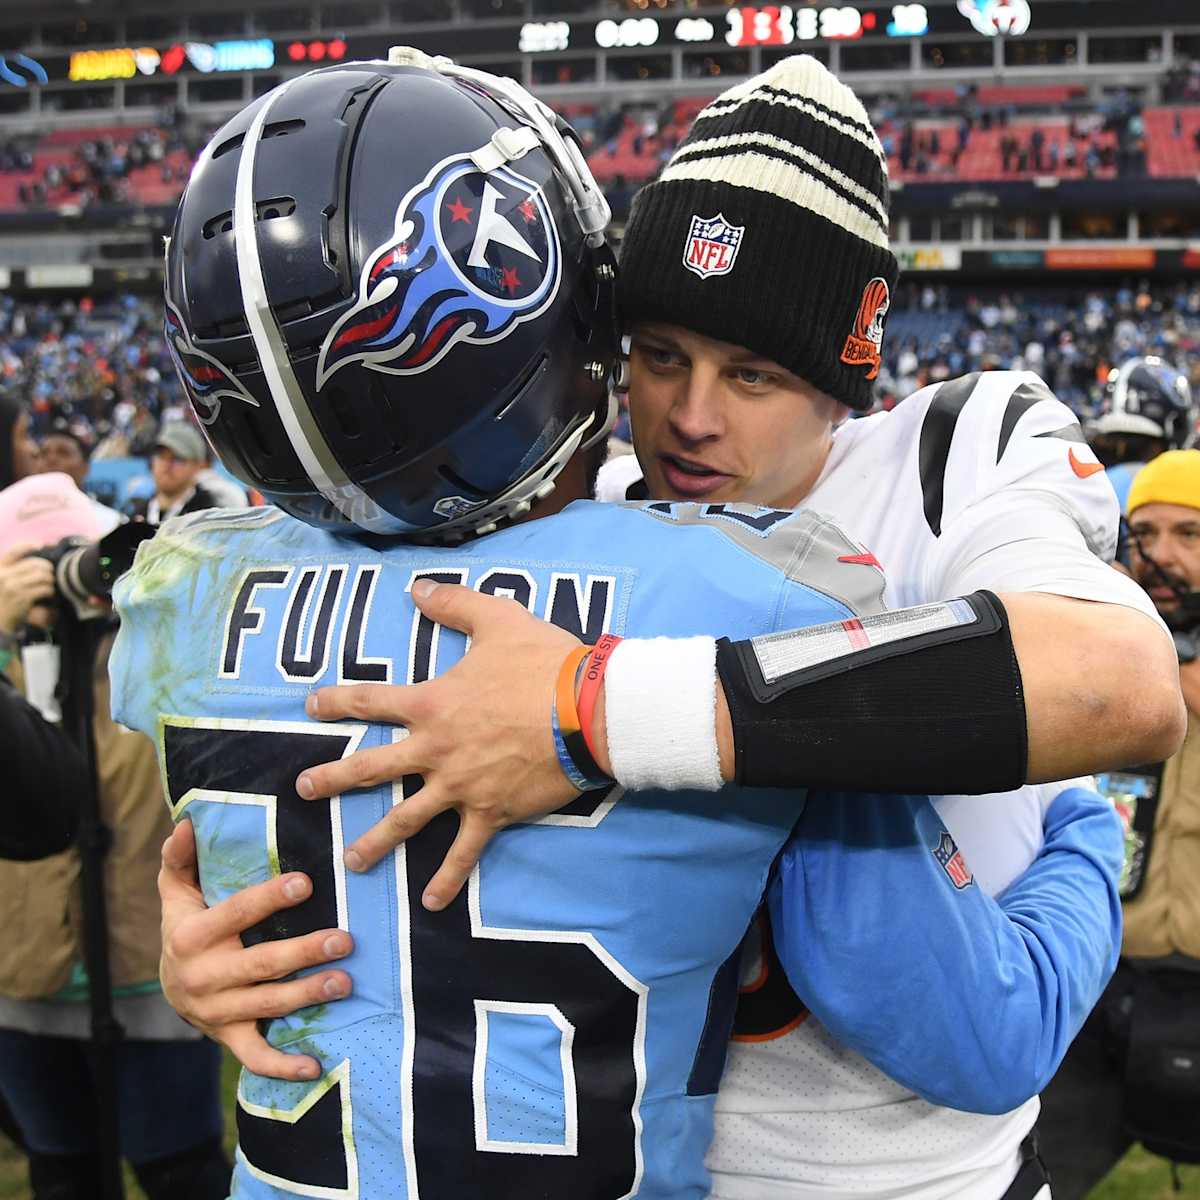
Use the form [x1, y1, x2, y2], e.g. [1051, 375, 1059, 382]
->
[0, 541, 85, 860]
[0, 471, 229, 1200]
[0, 394, 85, 862]
[1041, 447, 1200, 1196]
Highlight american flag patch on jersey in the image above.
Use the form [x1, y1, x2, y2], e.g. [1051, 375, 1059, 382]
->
[934, 831, 973, 889]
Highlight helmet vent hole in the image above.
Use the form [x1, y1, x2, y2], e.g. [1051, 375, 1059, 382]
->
[202, 210, 234, 240]
[212, 133, 245, 161]
[256, 196, 296, 222]
[262, 118, 305, 140]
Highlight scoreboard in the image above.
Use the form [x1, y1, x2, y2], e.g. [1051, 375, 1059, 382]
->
[0, 0, 1193, 89]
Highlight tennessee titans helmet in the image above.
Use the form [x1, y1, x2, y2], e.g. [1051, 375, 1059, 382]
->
[1091, 356, 1194, 450]
[164, 48, 618, 537]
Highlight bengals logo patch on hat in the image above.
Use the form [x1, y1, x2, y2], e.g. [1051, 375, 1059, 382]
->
[840, 277, 890, 381]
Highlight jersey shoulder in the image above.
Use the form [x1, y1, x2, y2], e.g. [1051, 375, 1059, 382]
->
[907, 371, 1117, 556]
[622, 499, 888, 618]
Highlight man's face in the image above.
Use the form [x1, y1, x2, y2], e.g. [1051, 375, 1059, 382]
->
[627, 323, 847, 509]
[152, 447, 203, 502]
[40, 434, 88, 488]
[1129, 501, 1200, 619]
[11, 413, 39, 481]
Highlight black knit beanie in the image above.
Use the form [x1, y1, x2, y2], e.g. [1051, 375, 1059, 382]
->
[618, 55, 899, 410]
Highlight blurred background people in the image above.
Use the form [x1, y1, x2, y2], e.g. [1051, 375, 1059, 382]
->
[0, 471, 230, 1199]
[1040, 448, 1200, 1197]
[129, 422, 220, 524]
[1087, 356, 1194, 512]
[39, 416, 121, 534]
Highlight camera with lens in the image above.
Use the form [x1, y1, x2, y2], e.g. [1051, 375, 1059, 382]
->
[30, 521, 157, 620]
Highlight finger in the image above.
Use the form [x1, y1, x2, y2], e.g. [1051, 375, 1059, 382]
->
[296, 730, 426, 800]
[201, 971, 353, 1028]
[344, 784, 452, 872]
[162, 818, 197, 873]
[169, 871, 315, 955]
[220, 1022, 323, 1083]
[159, 821, 208, 911]
[421, 815, 495, 912]
[0, 542, 37, 567]
[9, 558, 54, 585]
[305, 680, 428, 725]
[203, 928, 354, 991]
[410, 580, 525, 638]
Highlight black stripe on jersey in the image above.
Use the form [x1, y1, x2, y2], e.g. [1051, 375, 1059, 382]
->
[1034, 422, 1088, 444]
[669, 141, 887, 235]
[918, 372, 981, 537]
[996, 378, 1057, 463]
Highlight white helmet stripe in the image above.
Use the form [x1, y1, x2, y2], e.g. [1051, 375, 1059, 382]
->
[233, 76, 410, 535]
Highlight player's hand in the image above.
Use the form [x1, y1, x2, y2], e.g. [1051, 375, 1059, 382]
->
[0, 543, 55, 634]
[158, 819, 354, 1081]
[298, 580, 592, 911]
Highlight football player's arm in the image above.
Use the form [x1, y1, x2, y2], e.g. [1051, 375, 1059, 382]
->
[155, 821, 355, 1081]
[296, 570, 1179, 908]
[775, 783, 1123, 1114]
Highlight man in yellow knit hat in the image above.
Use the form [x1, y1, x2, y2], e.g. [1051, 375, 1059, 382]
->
[1040, 448, 1200, 1197]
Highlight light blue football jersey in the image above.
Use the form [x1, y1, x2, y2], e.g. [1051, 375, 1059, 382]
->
[111, 498, 886, 1200]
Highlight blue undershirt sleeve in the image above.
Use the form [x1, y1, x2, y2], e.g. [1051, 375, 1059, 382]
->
[769, 785, 1122, 1114]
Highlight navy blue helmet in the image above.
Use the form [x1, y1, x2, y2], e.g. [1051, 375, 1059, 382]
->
[1091, 356, 1194, 451]
[164, 48, 618, 537]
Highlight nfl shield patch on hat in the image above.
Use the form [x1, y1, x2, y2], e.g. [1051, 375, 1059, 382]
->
[682, 214, 744, 279]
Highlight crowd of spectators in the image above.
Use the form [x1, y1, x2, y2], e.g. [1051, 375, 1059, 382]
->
[0, 281, 1196, 475]
[0, 293, 185, 462]
[879, 279, 1200, 416]
[1, 62, 1200, 216]
[3, 109, 205, 212]
[874, 85, 1148, 180]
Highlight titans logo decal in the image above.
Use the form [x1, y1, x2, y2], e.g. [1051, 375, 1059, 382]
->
[164, 299, 260, 425]
[316, 151, 561, 389]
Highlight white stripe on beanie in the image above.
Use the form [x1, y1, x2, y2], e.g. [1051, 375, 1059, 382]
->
[670, 130, 888, 230]
[698, 55, 887, 168]
[659, 152, 890, 251]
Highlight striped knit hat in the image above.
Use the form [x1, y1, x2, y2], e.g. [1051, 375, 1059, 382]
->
[618, 55, 898, 410]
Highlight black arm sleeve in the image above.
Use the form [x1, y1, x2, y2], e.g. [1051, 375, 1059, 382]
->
[716, 590, 1028, 796]
[0, 675, 84, 860]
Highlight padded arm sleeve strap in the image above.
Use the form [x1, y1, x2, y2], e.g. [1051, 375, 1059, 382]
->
[716, 590, 1028, 795]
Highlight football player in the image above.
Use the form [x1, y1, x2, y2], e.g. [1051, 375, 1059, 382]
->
[196, 56, 1179, 1200]
[1087, 355, 1194, 513]
[121, 53, 1127, 1200]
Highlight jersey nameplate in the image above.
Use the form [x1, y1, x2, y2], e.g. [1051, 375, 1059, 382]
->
[219, 563, 616, 686]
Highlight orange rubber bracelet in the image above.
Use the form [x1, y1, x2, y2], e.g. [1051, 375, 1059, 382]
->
[555, 644, 591, 740]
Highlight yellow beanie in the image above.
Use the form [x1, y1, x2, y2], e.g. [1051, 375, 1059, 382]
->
[1127, 449, 1200, 515]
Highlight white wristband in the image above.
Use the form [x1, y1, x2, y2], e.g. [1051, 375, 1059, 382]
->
[604, 636, 722, 792]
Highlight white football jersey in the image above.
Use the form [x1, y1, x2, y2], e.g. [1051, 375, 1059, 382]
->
[598, 370, 1164, 1199]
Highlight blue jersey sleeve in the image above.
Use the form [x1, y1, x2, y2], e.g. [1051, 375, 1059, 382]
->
[769, 785, 1123, 1114]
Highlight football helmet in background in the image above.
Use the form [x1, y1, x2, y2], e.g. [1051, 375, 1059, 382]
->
[1090, 356, 1194, 451]
[164, 47, 618, 538]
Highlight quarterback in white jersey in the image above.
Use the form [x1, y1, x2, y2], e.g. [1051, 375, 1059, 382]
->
[598, 366, 1160, 1199]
